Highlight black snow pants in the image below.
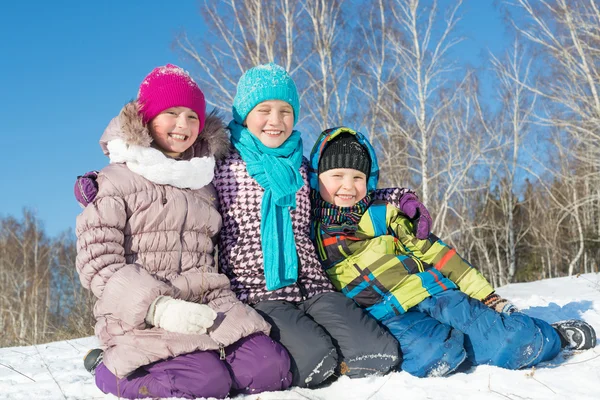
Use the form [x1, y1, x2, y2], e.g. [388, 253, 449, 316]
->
[254, 292, 400, 388]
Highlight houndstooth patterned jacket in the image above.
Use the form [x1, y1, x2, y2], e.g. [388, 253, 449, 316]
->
[214, 149, 413, 305]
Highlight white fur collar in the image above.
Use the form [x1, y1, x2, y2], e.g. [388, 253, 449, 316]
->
[106, 139, 215, 189]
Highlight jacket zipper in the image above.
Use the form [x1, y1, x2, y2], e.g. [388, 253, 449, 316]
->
[218, 343, 226, 360]
[177, 189, 189, 269]
[295, 258, 308, 300]
[296, 281, 308, 301]
[160, 185, 167, 206]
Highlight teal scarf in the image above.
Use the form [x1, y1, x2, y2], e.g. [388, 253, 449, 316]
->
[229, 120, 304, 290]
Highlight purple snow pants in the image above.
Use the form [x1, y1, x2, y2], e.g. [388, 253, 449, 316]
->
[94, 333, 292, 399]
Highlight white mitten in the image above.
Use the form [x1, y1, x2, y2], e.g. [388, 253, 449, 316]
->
[146, 296, 217, 334]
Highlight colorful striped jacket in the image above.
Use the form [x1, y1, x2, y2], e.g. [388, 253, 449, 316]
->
[313, 201, 494, 321]
[309, 127, 493, 321]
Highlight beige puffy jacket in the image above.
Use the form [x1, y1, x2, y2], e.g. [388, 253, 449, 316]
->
[76, 102, 270, 378]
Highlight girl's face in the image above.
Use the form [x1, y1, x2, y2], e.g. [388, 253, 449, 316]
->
[318, 168, 368, 207]
[149, 107, 200, 157]
[245, 100, 294, 148]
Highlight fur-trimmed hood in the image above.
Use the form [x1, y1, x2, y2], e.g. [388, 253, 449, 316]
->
[99, 101, 230, 161]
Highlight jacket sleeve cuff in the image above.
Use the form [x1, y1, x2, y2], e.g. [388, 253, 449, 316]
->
[171, 270, 231, 302]
[96, 265, 176, 328]
[207, 296, 271, 347]
[372, 187, 416, 208]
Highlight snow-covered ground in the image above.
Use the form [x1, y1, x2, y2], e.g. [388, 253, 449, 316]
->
[2, 273, 599, 400]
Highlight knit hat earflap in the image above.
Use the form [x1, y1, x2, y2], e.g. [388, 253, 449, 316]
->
[232, 62, 300, 125]
[138, 64, 206, 130]
[318, 133, 371, 176]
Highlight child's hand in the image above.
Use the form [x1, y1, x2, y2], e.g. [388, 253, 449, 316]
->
[399, 193, 432, 240]
[483, 293, 519, 315]
[147, 296, 218, 334]
[74, 171, 99, 207]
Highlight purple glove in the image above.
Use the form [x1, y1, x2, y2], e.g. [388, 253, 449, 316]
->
[398, 193, 432, 240]
[74, 171, 99, 208]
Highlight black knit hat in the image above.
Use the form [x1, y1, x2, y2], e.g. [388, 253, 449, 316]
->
[318, 133, 371, 176]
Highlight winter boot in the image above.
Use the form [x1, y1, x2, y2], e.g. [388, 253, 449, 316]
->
[551, 320, 597, 350]
[83, 348, 104, 375]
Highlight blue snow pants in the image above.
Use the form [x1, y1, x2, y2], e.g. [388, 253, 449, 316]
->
[382, 290, 561, 377]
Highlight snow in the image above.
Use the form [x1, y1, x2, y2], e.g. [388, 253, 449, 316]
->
[2, 273, 599, 400]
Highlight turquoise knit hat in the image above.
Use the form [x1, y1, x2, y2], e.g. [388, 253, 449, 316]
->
[232, 62, 300, 125]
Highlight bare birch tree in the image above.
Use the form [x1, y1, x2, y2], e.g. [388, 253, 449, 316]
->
[507, 0, 600, 276]
[486, 39, 538, 282]
[0, 211, 92, 346]
[176, 0, 302, 111]
[379, 0, 465, 208]
[176, 0, 353, 142]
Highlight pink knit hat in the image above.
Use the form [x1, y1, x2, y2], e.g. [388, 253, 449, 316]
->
[137, 64, 206, 130]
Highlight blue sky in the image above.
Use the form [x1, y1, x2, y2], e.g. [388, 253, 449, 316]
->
[0, 0, 508, 238]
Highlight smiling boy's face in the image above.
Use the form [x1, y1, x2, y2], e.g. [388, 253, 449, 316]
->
[318, 168, 368, 207]
[149, 106, 200, 157]
[245, 100, 295, 148]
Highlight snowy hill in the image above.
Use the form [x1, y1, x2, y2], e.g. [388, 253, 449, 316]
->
[1, 273, 599, 400]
